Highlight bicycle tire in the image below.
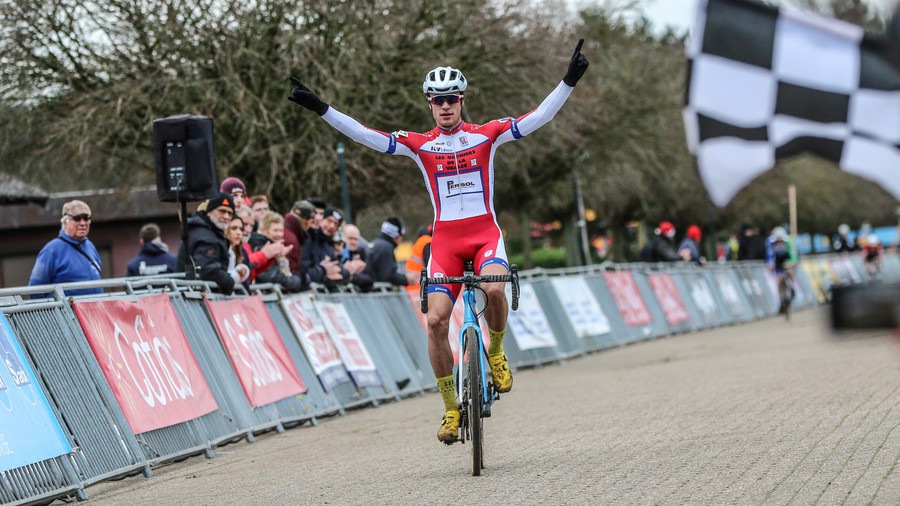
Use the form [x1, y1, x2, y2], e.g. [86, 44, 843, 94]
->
[466, 326, 484, 476]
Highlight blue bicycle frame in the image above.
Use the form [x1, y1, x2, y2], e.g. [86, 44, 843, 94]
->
[456, 286, 496, 416]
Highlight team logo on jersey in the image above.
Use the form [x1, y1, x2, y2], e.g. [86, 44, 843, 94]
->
[470, 159, 477, 167]
[437, 164, 444, 171]
[460, 136, 468, 146]
[498, 117, 512, 123]
[392, 130, 409, 137]
[484, 249, 494, 257]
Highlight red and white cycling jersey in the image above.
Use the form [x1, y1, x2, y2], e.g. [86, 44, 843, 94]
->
[321, 80, 574, 299]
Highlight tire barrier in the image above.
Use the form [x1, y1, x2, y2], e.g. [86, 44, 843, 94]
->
[0, 253, 894, 504]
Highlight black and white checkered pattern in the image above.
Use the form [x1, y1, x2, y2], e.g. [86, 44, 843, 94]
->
[684, 0, 900, 206]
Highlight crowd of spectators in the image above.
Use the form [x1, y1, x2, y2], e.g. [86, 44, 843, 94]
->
[26, 178, 894, 296]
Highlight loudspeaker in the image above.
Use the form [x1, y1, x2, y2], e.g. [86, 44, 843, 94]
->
[153, 114, 218, 202]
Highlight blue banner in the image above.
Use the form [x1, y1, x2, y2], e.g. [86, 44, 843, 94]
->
[0, 313, 72, 472]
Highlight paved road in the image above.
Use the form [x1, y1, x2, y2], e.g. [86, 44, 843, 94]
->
[79, 308, 900, 505]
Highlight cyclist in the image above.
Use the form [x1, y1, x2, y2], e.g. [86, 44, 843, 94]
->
[288, 41, 589, 444]
[766, 227, 797, 313]
[862, 234, 883, 279]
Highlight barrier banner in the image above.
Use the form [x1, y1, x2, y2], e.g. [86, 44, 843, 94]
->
[0, 313, 72, 472]
[647, 274, 691, 326]
[550, 277, 611, 337]
[315, 301, 383, 388]
[712, 271, 745, 316]
[281, 295, 351, 392]
[602, 271, 654, 326]
[683, 275, 721, 324]
[206, 297, 306, 407]
[73, 294, 218, 434]
[506, 283, 557, 350]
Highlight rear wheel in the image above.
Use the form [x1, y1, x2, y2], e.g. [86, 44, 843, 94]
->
[466, 326, 483, 476]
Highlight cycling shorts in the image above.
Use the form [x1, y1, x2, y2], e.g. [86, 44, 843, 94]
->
[427, 214, 508, 301]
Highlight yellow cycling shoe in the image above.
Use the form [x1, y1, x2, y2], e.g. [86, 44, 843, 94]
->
[437, 410, 460, 445]
[488, 353, 513, 393]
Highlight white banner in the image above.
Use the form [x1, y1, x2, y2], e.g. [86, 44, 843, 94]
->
[281, 295, 351, 392]
[550, 277, 611, 337]
[316, 301, 382, 388]
[506, 283, 557, 350]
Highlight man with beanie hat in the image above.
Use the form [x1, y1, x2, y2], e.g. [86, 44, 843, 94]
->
[175, 192, 239, 294]
[364, 217, 418, 287]
[678, 224, 706, 265]
[29, 199, 103, 297]
[639, 221, 682, 263]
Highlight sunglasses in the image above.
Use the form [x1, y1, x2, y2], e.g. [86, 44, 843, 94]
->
[68, 214, 91, 222]
[430, 95, 462, 106]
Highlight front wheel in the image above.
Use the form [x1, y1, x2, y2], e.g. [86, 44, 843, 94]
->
[466, 326, 484, 476]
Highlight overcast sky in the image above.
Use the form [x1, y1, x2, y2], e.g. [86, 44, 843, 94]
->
[642, 0, 699, 33]
[638, 0, 897, 34]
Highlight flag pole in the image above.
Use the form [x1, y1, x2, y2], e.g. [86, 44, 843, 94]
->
[788, 184, 798, 245]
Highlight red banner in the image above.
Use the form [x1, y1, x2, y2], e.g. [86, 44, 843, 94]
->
[73, 295, 218, 434]
[648, 274, 691, 326]
[602, 271, 654, 326]
[205, 297, 306, 407]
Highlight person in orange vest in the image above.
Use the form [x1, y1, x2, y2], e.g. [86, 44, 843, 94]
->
[404, 225, 433, 292]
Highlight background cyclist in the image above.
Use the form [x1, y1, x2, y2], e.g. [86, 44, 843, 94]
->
[766, 226, 797, 313]
[862, 234, 883, 280]
[288, 41, 589, 444]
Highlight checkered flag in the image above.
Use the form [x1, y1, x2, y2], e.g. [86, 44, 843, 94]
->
[684, 0, 900, 207]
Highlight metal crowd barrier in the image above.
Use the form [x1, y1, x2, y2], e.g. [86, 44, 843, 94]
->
[0, 253, 894, 505]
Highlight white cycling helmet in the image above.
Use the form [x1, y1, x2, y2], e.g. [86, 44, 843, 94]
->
[868, 234, 880, 246]
[837, 223, 850, 236]
[771, 226, 788, 241]
[422, 66, 467, 96]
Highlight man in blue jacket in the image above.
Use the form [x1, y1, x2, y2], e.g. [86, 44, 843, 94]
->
[29, 199, 103, 297]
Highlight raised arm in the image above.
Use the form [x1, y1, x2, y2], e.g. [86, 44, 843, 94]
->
[499, 39, 590, 142]
[288, 77, 399, 154]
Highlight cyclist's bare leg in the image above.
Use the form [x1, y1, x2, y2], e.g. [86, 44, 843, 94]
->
[426, 293, 455, 377]
[480, 263, 509, 332]
[427, 293, 461, 444]
[480, 263, 513, 392]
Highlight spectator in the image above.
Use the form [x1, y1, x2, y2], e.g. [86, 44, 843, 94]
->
[639, 221, 682, 262]
[833, 223, 859, 253]
[678, 225, 706, 265]
[249, 195, 270, 224]
[737, 224, 767, 260]
[724, 232, 740, 261]
[29, 199, 103, 297]
[236, 206, 277, 284]
[220, 176, 249, 209]
[365, 217, 418, 286]
[307, 197, 327, 230]
[404, 225, 433, 293]
[175, 192, 238, 294]
[300, 207, 347, 287]
[126, 223, 177, 276]
[249, 211, 307, 292]
[341, 224, 373, 291]
[283, 200, 316, 274]
[226, 217, 251, 292]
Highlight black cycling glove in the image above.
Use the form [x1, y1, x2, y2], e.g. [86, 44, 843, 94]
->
[563, 39, 589, 87]
[288, 76, 329, 116]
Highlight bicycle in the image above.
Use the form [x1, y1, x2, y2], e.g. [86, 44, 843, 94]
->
[420, 261, 519, 476]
